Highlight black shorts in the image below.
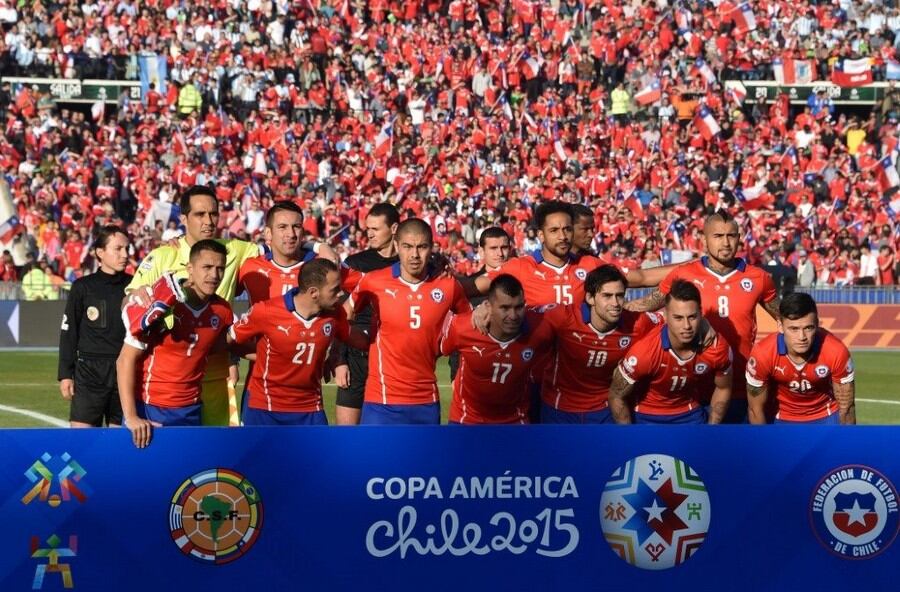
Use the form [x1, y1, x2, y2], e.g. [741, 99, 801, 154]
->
[335, 348, 368, 409]
[70, 357, 122, 426]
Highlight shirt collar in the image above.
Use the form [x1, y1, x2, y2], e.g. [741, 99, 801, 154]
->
[283, 287, 300, 312]
[700, 255, 747, 272]
[580, 301, 592, 323]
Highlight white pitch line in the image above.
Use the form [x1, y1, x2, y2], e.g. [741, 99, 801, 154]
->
[858, 398, 900, 406]
[0, 404, 67, 427]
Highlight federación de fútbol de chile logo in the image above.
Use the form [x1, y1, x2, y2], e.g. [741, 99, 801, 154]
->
[169, 468, 263, 565]
[810, 465, 899, 559]
[599, 454, 711, 570]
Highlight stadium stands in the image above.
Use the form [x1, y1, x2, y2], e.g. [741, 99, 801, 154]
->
[0, 0, 897, 292]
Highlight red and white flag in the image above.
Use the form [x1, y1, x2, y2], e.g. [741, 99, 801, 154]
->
[731, 3, 757, 32]
[875, 156, 900, 193]
[694, 106, 721, 140]
[373, 119, 393, 158]
[831, 58, 873, 87]
[773, 58, 817, 84]
[635, 79, 662, 106]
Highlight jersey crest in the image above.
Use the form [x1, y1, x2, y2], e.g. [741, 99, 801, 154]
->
[740, 278, 754, 292]
[431, 288, 444, 303]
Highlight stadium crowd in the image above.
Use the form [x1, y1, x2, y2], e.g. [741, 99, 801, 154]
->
[0, 0, 899, 295]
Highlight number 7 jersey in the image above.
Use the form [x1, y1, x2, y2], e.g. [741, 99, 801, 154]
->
[349, 264, 471, 405]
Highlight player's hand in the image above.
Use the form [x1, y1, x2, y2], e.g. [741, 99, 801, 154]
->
[471, 301, 491, 335]
[124, 416, 161, 449]
[429, 252, 453, 277]
[317, 243, 340, 265]
[59, 379, 75, 400]
[228, 363, 240, 385]
[126, 286, 153, 309]
[623, 300, 640, 312]
[164, 237, 181, 248]
[334, 364, 350, 388]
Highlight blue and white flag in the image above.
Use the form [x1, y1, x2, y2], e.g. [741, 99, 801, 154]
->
[138, 54, 168, 100]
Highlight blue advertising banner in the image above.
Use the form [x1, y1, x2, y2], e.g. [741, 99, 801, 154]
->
[1, 426, 898, 591]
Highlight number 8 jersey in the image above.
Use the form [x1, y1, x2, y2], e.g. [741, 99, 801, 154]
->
[349, 264, 471, 405]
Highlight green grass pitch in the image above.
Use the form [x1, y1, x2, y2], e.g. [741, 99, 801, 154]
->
[0, 351, 898, 427]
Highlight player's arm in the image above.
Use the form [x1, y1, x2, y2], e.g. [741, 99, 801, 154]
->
[57, 281, 81, 400]
[833, 380, 856, 425]
[608, 368, 636, 424]
[124, 247, 170, 307]
[761, 296, 781, 321]
[745, 382, 769, 425]
[707, 370, 732, 425]
[624, 288, 665, 312]
[625, 263, 682, 288]
[115, 343, 159, 448]
[302, 240, 340, 264]
[344, 327, 371, 351]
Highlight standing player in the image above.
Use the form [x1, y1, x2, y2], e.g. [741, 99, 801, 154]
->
[449, 226, 512, 380]
[440, 275, 554, 424]
[627, 210, 779, 423]
[348, 218, 471, 425]
[229, 259, 369, 425]
[117, 240, 233, 448]
[608, 280, 733, 424]
[571, 204, 597, 256]
[541, 265, 662, 424]
[126, 186, 337, 426]
[58, 226, 132, 427]
[746, 293, 856, 424]
[334, 203, 400, 425]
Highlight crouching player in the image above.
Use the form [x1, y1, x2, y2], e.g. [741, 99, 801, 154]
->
[228, 259, 369, 425]
[117, 240, 233, 448]
[439, 275, 554, 424]
[608, 280, 733, 424]
[746, 292, 855, 424]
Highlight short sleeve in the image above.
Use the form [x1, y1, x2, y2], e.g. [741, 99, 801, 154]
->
[657, 265, 682, 295]
[229, 302, 265, 344]
[759, 270, 777, 303]
[349, 274, 372, 311]
[618, 340, 654, 385]
[830, 342, 854, 385]
[439, 313, 460, 356]
[450, 279, 472, 314]
[745, 343, 772, 388]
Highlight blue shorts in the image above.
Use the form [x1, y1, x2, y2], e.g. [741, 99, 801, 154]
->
[137, 402, 202, 427]
[242, 407, 328, 426]
[775, 413, 840, 425]
[634, 407, 708, 425]
[541, 403, 613, 424]
[360, 402, 441, 425]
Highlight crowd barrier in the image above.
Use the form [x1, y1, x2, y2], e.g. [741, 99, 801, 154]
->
[0, 426, 897, 590]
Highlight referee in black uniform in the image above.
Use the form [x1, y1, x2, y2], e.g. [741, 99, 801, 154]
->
[334, 203, 400, 425]
[58, 226, 132, 427]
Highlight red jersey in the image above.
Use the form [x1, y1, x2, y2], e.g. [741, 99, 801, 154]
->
[618, 324, 733, 416]
[491, 252, 608, 306]
[350, 264, 471, 405]
[230, 291, 351, 413]
[440, 310, 554, 424]
[543, 303, 662, 413]
[659, 257, 776, 398]
[745, 330, 854, 422]
[238, 251, 362, 304]
[124, 297, 233, 408]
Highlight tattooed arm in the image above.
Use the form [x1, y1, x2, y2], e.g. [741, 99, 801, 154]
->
[761, 296, 780, 321]
[746, 382, 769, 425]
[624, 288, 666, 312]
[833, 380, 856, 425]
[707, 370, 733, 425]
[608, 368, 636, 424]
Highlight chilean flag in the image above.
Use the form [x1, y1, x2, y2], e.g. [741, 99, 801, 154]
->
[0, 214, 22, 242]
[832, 493, 879, 537]
[876, 156, 900, 193]
[736, 185, 774, 210]
[694, 106, 721, 140]
[731, 3, 757, 32]
[523, 54, 544, 79]
[773, 58, 817, 84]
[635, 79, 662, 106]
[623, 195, 645, 220]
[675, 8, 691, 31]
[373, 119, 393, 158]
[554, 139, 570, 162]
[832, 58, 873, 87]
[725, 85, 746, 106]
[694, 59, 717, 86]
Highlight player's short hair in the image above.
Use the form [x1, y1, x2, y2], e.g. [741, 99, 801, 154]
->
[665, 279, 702, 307]
[534, 201, 574, 230]
[396, 218, 433, 242]
[488, 274, 524, 301]
[93, 225, 128, 250]
[298, 257, 338, 291]
[571, 204, 594, 224]
[780, 292, 818, 320]
[180, 185, 218, 215]
[367, 202, 400, 227]
[189, 239, 227, 262]
[704, 209, 738, 231]
[478, 226, 510, 248]
[265, 200, 304, 227]
[585, 264, 628, 295]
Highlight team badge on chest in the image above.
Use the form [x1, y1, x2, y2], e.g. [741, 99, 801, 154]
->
[323, 322, 333, 336]
[740, 278, 754, 292]
[430, 289, 444, 303]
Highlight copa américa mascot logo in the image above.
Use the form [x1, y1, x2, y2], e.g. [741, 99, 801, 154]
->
[810, 465, 899, 559]
[599, 454, 711, 570]
[169, 469, 264, 565]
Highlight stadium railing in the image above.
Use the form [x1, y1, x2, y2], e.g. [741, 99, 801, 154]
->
[624, 286, 900, 304]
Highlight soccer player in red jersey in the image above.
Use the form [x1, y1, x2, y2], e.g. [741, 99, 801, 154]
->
[229, 259, 369, 426]
[348, 218, 471, 424]
[541, 265, 662, 424]
[746, 292, 856, 425]
[117, 240, 233, 448]
[440, 275, 554, 424]
[475, 201, 670, 307]
[628, 210, 780, 423]
[608, 280, 733, 424]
